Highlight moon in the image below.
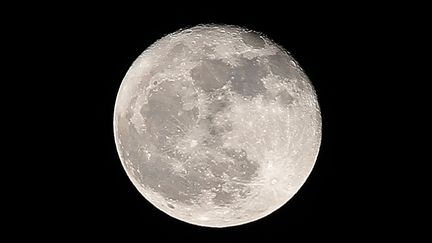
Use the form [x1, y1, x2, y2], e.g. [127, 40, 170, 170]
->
[113, 25, 321, 227]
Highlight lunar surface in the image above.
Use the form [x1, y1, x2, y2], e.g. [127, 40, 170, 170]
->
[113, 25, 321, 227]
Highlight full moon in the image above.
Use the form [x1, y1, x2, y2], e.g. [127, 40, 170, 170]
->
[113, 25, 321, 227]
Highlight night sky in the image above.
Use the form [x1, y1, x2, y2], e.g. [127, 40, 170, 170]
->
[9, 2, 421, 240]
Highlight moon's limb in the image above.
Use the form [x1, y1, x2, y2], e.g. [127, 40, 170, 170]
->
[114, 25, 321, 227]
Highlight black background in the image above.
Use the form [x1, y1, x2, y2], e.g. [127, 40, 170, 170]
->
[9, 2, 425, 240]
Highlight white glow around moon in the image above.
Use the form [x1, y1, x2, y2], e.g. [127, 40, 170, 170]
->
[113, 25, 321, 227]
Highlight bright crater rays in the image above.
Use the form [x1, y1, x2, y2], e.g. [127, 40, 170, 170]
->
[114, 25, 321, 227]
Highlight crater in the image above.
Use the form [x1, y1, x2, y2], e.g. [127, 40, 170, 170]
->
[277, 90, 294, 106]
[241, 31, 265, 49]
